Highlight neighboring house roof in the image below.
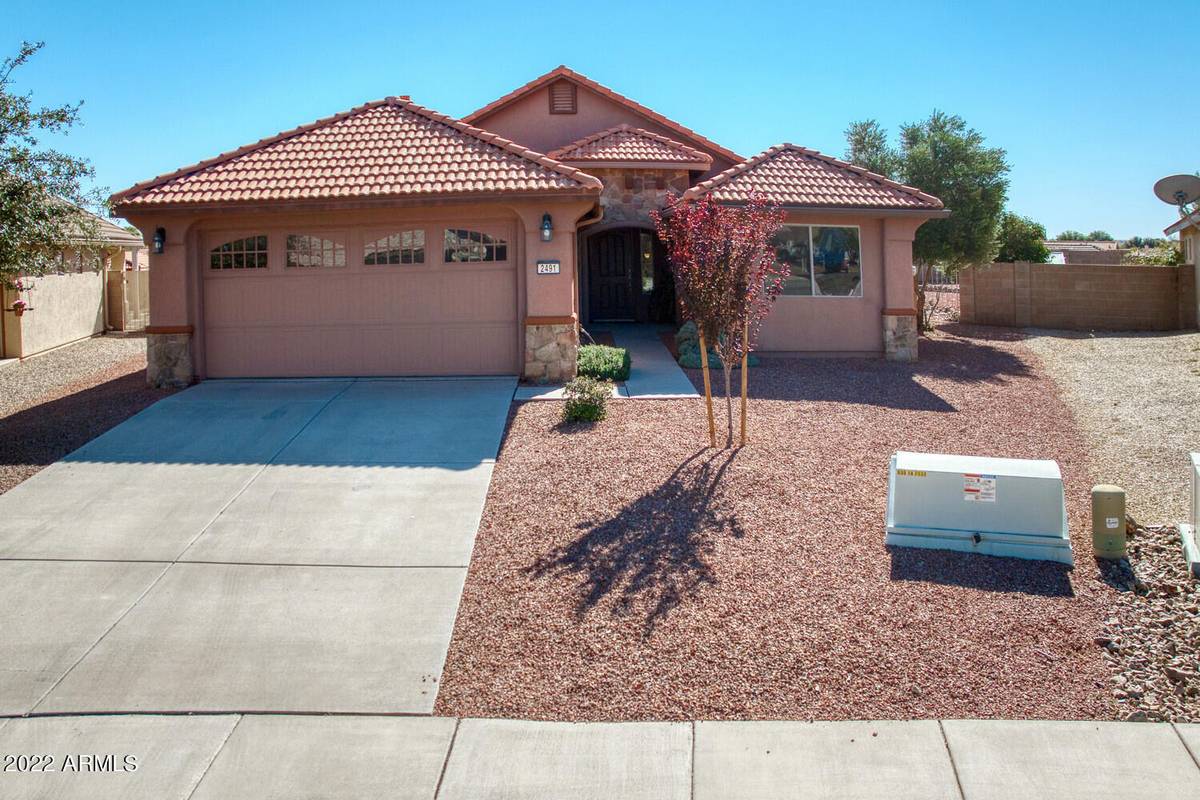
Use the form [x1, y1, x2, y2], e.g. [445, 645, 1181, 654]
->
[111, 96, 602, 210]
[463, 66, 743, 165]
[1165, 210, 1200, 236]
[547, 124, 713, 169]
[683, 144, 945, 211]
[1044, 241, 1105, 252]
[76, 211, 144, 247]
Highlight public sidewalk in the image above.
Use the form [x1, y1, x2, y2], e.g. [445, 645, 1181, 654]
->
[1, 715, 1197, 799]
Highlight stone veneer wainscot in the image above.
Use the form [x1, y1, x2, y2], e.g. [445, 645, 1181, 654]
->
[524, 319, 578, 382]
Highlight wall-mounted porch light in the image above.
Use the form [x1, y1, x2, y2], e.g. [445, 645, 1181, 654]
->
[152, 227, 166, 254]
[540, 213, 553, 242]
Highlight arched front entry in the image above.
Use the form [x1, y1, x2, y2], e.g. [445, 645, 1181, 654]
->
[581, 226, 674, 324]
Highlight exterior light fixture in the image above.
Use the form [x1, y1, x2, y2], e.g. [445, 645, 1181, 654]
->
[540, 213, 553, 242]
[152, 227, 166, 254]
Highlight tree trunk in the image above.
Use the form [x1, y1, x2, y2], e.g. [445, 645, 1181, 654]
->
[739, 320, 748, 446]
[722, 363, 733, 449]
[698, 331, 716, 448]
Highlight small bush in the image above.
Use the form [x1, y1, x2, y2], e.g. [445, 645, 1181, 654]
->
[577, 344, 631, 382]
[562, 376, 611, 423]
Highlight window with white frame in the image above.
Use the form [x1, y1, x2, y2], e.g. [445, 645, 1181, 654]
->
[364, 230, 425, 264]
[444, 229, 507, 263]
[210, 236, 268, 270]
[286, 235, 346, 268]
[773, 225, 862, 296]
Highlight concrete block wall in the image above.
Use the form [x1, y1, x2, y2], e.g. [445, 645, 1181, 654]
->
[960, 262, 1197, 331]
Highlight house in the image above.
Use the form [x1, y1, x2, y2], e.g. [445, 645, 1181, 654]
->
[1164, 210, 1199, 321]
[1043, 240, 1126, 265]
[110, 66, 946, 387]
[2, 210, 145, 360]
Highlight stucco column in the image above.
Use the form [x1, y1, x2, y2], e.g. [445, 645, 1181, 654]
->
[130, 217, 194, 387]
[881, 217, 922, 362]
[514, 203, 591, 382]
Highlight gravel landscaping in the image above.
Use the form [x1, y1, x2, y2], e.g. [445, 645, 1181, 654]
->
[437, 325, 1117, 721]
[1098, 520, 1200, 722]
[0, 334, 176, 493]
[1023, 330, 1200, 524]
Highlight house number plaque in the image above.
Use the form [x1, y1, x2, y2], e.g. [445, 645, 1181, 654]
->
[536, 260, 561, 275]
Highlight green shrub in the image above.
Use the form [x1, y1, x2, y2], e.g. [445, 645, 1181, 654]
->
[675, 321, 700, 352]
[577, 344, 631, 382]
[562, 376, 611, 423]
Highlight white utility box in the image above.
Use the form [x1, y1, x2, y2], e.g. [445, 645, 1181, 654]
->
[885, 451, 1073, 565]
[1182, 452, 1199, 577]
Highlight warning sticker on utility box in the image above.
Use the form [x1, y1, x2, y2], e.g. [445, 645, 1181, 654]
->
[963, 473, 997, 502]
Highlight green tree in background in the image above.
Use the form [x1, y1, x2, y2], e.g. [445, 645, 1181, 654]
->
[846, 111, 1010, 330]
[843, 120, 901, 179]
[996, 212, 1051, 263]
[1085, 230, 1114, 241]
[1057, 230, 1086, 240]
[0, 41, 105, 289]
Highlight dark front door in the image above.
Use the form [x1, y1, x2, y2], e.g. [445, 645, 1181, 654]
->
[587, 229, 637, 321]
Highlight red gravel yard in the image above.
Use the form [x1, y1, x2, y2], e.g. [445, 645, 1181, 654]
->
[436, 325, 1115, 721]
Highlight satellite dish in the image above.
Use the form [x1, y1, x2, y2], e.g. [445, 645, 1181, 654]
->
[1153, 174, 1200, 207]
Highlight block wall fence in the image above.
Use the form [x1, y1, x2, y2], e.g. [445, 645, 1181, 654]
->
[959, 262, 1198, 331]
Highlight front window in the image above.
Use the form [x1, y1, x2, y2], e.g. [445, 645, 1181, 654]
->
[640, 232, 655, 293]
[773, 225, 861, 296]
[286, 235, 346, 268]
[210, 236, 268, 270]
[444, 229, 507, 263]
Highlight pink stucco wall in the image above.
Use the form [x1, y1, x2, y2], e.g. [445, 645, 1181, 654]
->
[757, 212, 920, 355]
[470, 84, 737, 180]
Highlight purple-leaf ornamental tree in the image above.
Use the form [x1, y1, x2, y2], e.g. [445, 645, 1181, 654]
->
[653, 193, 786, 447]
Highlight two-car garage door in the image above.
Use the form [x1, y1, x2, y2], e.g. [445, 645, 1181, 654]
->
[201, 223, 518, 377]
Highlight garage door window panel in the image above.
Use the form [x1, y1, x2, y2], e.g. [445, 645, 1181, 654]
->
[210, 235, 269, 270]
[364, 230, 425, 265]
[286, 235, 346, 268]
[443, 229, 507, 263]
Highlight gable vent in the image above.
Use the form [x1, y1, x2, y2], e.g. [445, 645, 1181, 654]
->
[549, 80, 577, 115]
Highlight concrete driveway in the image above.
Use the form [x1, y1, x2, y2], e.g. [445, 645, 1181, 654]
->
[0, 377, 514, 715]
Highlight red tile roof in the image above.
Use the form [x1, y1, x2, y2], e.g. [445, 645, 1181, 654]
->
[683, 144, 944, 211]
[463, 66, 743, 166]
[111, 97, 602, 209]
[548, 124, 713, 169]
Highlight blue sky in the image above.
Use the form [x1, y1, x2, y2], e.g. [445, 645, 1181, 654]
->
[8, 0, 1196, 238]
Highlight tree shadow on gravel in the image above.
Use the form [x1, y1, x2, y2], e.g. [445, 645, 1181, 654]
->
[684, 333, 1033, 412]
[526, 449, 744, 638]
[888, 546, 1074, 597]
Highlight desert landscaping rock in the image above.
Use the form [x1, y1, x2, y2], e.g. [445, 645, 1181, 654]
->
[1023, 329, 1200, 524]
[436, 326, 1118, 721]
[1098, 519, 1200, 722]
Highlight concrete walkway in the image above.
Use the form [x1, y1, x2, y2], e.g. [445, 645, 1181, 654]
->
[0, 378, 514, 717]
[0, 715, 1196, 799]
[606, 323, 699, 398]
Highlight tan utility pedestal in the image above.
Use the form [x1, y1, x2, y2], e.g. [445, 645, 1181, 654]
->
[1091, 484, 1127, 559]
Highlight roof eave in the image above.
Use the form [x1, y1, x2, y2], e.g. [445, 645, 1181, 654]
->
[1164, 211, 1200, 236]
[559, 159, 712, 171]
[699, 200, 950, 217]
[112, 188, 602, 216]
